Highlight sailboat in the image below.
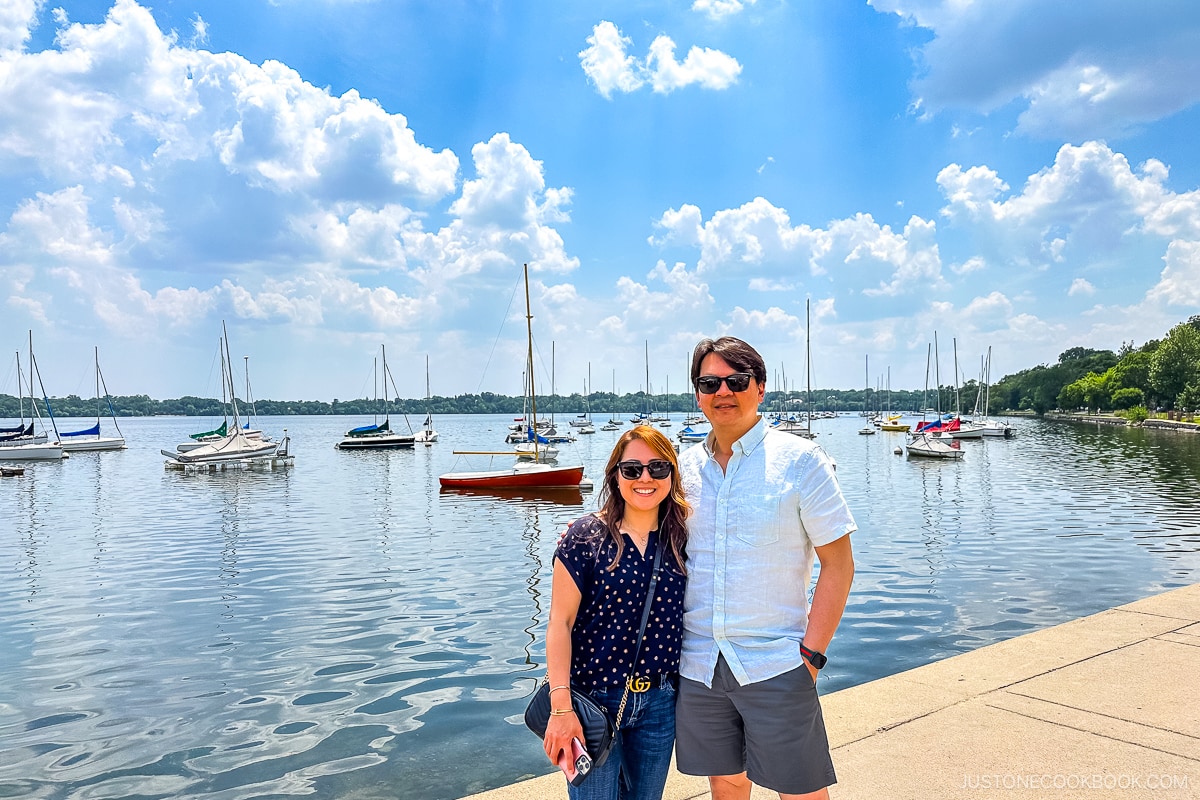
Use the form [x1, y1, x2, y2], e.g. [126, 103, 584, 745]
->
[778, 299, 817, 437]
[978, 346, 1017, 438]
[162, 323, 288, 467]
[879, 366, 911, 432]
[605, 368, 623, 428]
[0, 341, 66, 461]
[440, 264, 584, 490]
[906, 338, 964, 460]
[413, 354, 439, 444]
[575, 365, 595, 434]
[176, 338, 232, 452]
[857, 355, 876, 435]
[59, 347, 126, 452]
[336, 344, 416, 449]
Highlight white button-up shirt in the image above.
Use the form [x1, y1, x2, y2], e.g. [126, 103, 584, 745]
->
[679, 417, 856, 687]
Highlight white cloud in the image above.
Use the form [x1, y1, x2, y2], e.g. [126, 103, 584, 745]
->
[692, 0, 757, 21]
[748, 277, 795, 292]
[0, 0, 40, 52]
[1146, 240, 1200, 308]
[578, 21, 644, 98]
[1068, 277, 1095, 297]
[0, 1, 581, 353]
[936, 141, 1186, 272]
[871, 0, 1200, 138]
[951, 256, 986, 275]
[645, 36, 743, 94]
[650, 198, 944, 296]
[579, 21, 742, 98]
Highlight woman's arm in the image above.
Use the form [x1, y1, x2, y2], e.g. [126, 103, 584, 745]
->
[543, 559, 585, 762]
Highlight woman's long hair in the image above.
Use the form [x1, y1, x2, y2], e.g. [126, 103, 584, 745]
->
[595, 426, 689, 573]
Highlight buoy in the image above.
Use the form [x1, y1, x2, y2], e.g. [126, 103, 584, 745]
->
[893, 446, 903, 455]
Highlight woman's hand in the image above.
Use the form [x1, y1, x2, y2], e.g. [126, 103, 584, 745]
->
[543, 708, 585, 764]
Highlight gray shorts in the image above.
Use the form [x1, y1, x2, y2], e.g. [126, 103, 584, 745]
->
[675, 654, 836, 794]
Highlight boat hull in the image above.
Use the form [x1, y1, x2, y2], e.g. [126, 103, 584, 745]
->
[0, 442, 66, 460]
[905, 434, 964, 459]
[439, 464, 584, 489]
[335, 434, 416, 449]
[61, 436, 126, 452]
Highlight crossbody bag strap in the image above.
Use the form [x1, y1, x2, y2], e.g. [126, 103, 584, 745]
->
[613, 537, 665, 729]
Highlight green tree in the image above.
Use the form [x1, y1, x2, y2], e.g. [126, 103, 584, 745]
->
[1149, 323, 1200, 409]
[1111, 387, 1144, 409]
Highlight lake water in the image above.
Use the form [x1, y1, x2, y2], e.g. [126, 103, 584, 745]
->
[2, 414, 1198, 799]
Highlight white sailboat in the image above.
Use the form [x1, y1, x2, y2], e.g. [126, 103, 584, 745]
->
[1, 336, 66, 461]
[858, 355, 876, 435]
[413, 354, 439, 444]
[605, 368, 623, 428]
[163, 323, 290, 468]
[906, 339, 964, 460]
[778, 299, 817, 437]
[978, 346, 1017, 438]
[59, 347, 126, 452]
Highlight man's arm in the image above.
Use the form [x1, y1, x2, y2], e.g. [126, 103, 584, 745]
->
[802, 534, 854, 679]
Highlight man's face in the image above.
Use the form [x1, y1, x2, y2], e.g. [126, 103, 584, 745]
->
[695, 353, 765, 431]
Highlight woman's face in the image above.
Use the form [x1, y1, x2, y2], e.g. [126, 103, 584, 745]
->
[615, 438, 673, 517]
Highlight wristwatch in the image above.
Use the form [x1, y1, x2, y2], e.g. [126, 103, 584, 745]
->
[800, 643, 827, 670]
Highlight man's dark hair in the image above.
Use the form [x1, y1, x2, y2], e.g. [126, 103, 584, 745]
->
[690, 337, 767, 390]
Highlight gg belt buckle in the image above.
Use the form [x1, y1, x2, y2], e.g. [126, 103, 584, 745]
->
[627, 675, 652, 693]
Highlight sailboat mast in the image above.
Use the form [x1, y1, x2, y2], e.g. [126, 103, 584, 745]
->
[933, 332, 942, 415]
[523, 264, 539, 458]
[221, 322, 240, 432]
[645, 340, 650, 420]
[29, 331, 61, 441]
[96, 347, 123, 438]
[15, 351, 24, 424]
[805, 298, 812, 431]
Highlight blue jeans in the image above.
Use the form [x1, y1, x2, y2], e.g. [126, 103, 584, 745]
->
[566, 678, 677, 800]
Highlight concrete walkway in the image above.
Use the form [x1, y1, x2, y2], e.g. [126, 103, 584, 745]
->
[463, 583, 1199, 800]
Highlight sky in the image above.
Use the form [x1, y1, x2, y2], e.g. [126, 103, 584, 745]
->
[2, 0, 1199, 403]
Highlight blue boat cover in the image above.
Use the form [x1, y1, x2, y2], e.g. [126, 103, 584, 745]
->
[61, 422, 101, 437]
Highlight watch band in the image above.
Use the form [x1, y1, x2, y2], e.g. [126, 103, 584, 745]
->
[800, 643, 828, 669]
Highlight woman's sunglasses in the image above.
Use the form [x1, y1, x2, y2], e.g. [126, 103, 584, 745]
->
[695, 372, 754, 394]
[616, 460, 674, 480]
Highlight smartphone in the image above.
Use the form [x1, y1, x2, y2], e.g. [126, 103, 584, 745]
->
[556, 737, 593, 786]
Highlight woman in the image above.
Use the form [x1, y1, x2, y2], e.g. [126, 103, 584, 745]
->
[543, 426, 690, 800]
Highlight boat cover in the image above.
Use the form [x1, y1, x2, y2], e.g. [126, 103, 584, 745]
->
[0, 422, 34, 441]
[61, 422, 101, 437]
[190, 421, 228, 440]
[347, 420, 390, 436]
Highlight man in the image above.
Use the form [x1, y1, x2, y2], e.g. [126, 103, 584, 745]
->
[675, 336, 856, 800]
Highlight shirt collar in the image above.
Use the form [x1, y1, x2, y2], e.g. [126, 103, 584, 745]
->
[703, 416, 768, 460]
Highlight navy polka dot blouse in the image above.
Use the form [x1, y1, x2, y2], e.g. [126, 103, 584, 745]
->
[555, 514, 685, 693]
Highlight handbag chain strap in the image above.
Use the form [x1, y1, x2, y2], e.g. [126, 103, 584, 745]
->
[613, 537, 665, 729]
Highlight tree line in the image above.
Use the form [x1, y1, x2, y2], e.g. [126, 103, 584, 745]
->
[990, 316, 1200, 417]
[3, 317, 1196, 419]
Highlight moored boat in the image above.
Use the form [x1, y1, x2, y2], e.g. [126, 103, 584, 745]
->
[440, 264, 584, 491]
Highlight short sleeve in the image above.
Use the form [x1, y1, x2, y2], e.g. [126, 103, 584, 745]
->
[554, 515, 607, 601]
[797, 446, 857, 547]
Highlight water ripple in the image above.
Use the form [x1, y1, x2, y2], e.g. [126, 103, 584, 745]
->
[1, 414, 1197, 798]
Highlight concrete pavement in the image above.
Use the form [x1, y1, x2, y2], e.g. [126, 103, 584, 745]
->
[463, 583, 1199, 799]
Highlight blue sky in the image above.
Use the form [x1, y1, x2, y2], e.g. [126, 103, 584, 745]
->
[2, 0, 1199, 402]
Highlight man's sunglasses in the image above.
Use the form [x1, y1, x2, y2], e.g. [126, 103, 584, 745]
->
[695, 372, 754, 394]
[616, 460, 674, 480]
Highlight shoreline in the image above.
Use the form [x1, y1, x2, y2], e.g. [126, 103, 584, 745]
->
[463, 583, 1200, 799]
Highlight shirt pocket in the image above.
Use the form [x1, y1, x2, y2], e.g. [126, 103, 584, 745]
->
[732, 490, 783, 547]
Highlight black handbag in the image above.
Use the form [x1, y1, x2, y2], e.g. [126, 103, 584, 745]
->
[524, 539, 665, 775]
[523, 681, 615, 766]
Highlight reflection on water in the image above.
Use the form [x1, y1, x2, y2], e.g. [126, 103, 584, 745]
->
[1, 414, 1198, 799]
